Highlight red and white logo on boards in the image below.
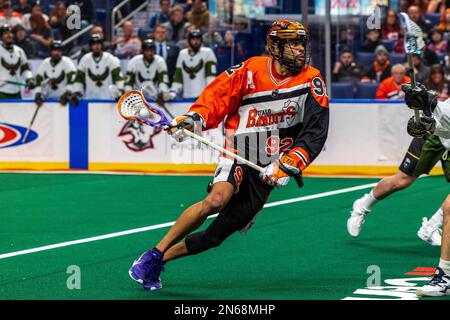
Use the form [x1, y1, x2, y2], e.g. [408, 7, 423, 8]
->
[118, 120, 163, 152]
[0, 122, 38, 148]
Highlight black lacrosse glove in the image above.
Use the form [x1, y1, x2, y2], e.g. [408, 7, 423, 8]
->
[59, 91, 72, 106]
[407, 115, 436, 138]
[70, 92, 82, 107]
[34, 92, 44, 107]
[25, 78, 36, 90]
[402, 83, 438, 116]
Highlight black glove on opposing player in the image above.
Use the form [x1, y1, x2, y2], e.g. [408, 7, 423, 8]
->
[407, 115, 436, 138]
[59, 91, 72, 106]
[70, 92, 82, 107]
[401, 83, 438, 116]
[34, 92, 44, 107]
[26, 78, 36, 90]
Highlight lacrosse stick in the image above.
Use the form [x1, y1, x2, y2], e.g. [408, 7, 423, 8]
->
[399, 12, 425, 124]
[0, 79, 27, 87]
[117, 90, 304, 187]
[140, 82, 175, 119]
[21, 78, 51, 143]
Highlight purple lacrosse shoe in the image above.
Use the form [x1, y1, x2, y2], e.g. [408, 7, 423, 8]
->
[129, 248, 165, 291]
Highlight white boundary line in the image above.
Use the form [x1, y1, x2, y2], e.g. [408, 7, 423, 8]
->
[0, 182, 377, 260]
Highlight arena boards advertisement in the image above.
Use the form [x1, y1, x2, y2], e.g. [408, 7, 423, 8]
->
[88, 102, 225, 173]
[0, 101, 442, 175]
[0, 102, 70, 170]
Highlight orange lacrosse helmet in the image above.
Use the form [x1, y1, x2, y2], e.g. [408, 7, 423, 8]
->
[266, 20, 309, 74]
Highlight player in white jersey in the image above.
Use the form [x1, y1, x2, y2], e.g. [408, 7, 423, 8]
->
[124, 39, 170, 97]
[170, 29, 217, 99]
[34, 40, 77, 107]
[402, 83, 450, 297]
[0, 24, 34, 98]
[74, 34, 124, 100]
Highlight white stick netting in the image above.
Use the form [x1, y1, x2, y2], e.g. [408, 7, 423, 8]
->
[400, 13, 425, 52]
[119, 92, 147, 118]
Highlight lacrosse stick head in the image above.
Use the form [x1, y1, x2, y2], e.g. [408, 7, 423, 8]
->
[399, 12, 425, 56]
[117, 90, 171, 127]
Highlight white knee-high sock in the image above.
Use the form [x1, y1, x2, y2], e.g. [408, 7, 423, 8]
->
[358, 190, 379, 211]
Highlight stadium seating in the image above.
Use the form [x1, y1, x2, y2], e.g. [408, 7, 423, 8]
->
[381, 39, 396, 52]
[356, 52, 375, 66]
[390, 53, 405, 65]
[331, 82, 356, 99]
[355, 83, 379, 99]
[437, 52, 446, 64]
[425, 13, 441, 27]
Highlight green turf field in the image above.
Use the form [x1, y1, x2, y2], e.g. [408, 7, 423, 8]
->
[0, 173, 448, 300]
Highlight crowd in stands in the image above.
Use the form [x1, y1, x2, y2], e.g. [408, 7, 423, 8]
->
[4, 0, 450, 102]
[332, 1, 450, 100]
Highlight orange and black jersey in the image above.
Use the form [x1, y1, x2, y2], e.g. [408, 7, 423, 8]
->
[189, 56, 329, 170]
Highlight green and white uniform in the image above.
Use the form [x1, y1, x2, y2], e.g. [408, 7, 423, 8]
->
[35, 56, 76, 98]
[171, 47, 217, 98]
[124, 54, 169, 93]
[74, 52, 124, 100]
[0, 44, 32, 98]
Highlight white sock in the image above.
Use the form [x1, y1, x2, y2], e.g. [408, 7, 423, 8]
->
[359, 190, 379, 210]
[439, 258, 450, 276]
[429, 208, 444, 228]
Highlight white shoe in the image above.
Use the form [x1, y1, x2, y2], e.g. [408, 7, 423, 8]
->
[417, 217, 442, 246]
[416, 267, 450, 297]
[347, 198, 370, 237]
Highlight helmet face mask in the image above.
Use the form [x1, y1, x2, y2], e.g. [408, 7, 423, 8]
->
[188, 29, 203, 53]
[0, 24, 13, 46]
[267, 20, 310, 74]
[89, 34, 103, 55]
[142, 39, 156, 61]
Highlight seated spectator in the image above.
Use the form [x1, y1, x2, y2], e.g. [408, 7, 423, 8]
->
[411, 52, 430, 83]
[153, 23, 180, 83]
[49, 1, 73, 42]
[75, 25, 113, 60]
[163, 5, 186, 43]
[176, 22, 195, 50]
[113, 20, 142, 59]
[186, 0, 209, 30]
[13, 24, 36, 58]
[381, 8, 402, 41]
[332, 47, 363, 83]
[376, 63, 411, 99]
[23, 3, 49, 30]
[438, 8, 450, 40]
[29, 12, 54, 58]
[224, 30, 233, 47]
[407, 5, 433, 40]
[149, 0, 170, 29]
[428, 28, 448, 53]
[0, 1, 23, 27]
[421, 44, 440, 66]
[361, 29, 381, 52]
[13, 0, 31, 15]
[426, 64, 449, 100]
[361, 45, 392, 83]
[427, 0, 446, 14]
[402, 0, 429, 16]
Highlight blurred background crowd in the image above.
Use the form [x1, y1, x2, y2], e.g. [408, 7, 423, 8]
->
[0, 0, 449, 100]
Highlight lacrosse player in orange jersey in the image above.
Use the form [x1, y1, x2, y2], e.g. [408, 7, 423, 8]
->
[129, 20, 329, 291]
